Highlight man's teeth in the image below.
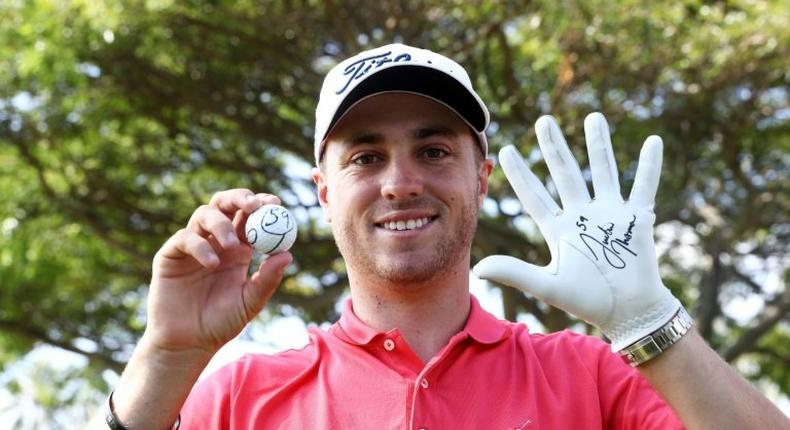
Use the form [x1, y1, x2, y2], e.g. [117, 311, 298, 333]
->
[382, 217, 431, 231]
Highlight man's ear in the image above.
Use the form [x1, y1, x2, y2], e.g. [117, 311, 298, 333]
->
[312, 166, 331, 223]
[477, 158, 494, 208]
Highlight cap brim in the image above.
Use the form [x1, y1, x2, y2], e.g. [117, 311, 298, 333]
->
[323, 65, 487, 143]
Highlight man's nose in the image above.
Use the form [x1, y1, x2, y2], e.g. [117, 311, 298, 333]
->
[380, 158, 424, 200]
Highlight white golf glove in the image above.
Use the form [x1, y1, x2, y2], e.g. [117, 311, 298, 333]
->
[473, 113, 682, 352]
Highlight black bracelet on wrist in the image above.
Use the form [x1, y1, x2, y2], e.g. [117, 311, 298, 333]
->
[104, 391, 129, 430]
[104, 391, 181, 430]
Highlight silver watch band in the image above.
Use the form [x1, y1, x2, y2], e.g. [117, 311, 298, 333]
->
[618, 307, 693, 367]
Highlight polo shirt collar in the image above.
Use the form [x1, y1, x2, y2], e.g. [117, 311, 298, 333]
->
[464, 295, 511, 344]
[335, 294, 510, 346]
[337, 299, 382, 345]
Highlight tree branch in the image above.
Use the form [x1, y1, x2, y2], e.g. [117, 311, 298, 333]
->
[720, 288, 790, 362]
[0, 318, 124, 373]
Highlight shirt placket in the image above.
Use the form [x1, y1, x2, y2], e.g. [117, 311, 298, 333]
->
[368, 332, 425, 430]
[408, 334, 469, 430]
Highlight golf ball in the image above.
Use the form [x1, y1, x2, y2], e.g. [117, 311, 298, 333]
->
[245, 204, 297, 254]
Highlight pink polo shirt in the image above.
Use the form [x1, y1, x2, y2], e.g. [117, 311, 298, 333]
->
[179, 296, 683, 429]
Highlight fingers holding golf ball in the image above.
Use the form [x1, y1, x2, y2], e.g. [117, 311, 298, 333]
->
[176, 190, 281, 268]
[148, 190, 293, 359]
[245, 204, 298, 255]
[209, 189, 282, 218]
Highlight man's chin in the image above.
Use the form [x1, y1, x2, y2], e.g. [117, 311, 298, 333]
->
[377, 266, 442, 285]
[369, 254, 450, 284]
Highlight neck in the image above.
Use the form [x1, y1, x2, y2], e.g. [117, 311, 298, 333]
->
[348, 263, 471, 364]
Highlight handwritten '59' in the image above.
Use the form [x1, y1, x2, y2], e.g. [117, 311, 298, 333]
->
[575, 215, 638, 269]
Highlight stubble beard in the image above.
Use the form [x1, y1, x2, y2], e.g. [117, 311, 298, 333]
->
[333, 193, 480, 286]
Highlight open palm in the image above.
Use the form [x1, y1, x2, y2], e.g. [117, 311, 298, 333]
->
[474, 113, 680, 351]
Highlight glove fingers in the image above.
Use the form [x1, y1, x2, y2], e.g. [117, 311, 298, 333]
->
[499, 145, 561, 223]
[629, 135, 663, 207]
[473, 255, 557, 302]
[535, 115, 591, 208]
[584, 113, 622, 202]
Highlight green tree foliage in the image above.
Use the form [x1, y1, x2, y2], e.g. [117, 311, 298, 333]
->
[0, 0, 787, 425]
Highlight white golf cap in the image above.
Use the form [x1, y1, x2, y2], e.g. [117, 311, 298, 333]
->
[314, 43, 490, 163]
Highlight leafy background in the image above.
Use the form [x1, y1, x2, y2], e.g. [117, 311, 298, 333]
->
[0, 0, 787, 427]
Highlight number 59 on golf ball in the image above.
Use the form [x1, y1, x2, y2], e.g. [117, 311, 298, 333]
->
[245, 204, 297, 255]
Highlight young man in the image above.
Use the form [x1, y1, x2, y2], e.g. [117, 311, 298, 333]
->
[101, 44, 788, 429]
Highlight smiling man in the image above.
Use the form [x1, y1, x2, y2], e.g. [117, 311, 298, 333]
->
[313, 91, 492, 366]
[100, 44, 788, 429]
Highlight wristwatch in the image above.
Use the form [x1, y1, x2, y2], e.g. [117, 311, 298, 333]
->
[618, 307, 693, 367]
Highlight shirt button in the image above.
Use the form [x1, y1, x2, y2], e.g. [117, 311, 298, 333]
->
[420, 378, 429, 389]
[383, 339, 395, 351]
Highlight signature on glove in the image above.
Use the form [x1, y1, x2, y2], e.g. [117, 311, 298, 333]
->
[575, 215, 637, 269]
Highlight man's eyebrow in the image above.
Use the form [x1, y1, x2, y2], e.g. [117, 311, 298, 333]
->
[413, 125, 459, 140]
[344, 132, 384, 146]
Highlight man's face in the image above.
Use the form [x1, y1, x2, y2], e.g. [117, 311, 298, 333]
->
[313, 93, 493, 285]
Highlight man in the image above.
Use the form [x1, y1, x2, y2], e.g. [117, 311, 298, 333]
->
[101, 44, 788, 429]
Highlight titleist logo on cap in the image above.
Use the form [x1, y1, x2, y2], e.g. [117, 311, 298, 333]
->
[335, 51, 413, 95]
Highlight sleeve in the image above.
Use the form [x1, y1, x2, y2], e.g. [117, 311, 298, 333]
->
[587, 336, 685, 430]
[177, 362, 236, 430]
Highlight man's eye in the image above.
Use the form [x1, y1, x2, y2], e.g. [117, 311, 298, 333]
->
[424, 148, 448, 159]
[352, 154, 381, 165]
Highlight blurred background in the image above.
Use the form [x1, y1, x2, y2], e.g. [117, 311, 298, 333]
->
[0, 0, 787, 427]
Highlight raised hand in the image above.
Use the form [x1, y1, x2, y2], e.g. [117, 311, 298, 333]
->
[146, 189, 292, 355]
[473, 113, 681, 351]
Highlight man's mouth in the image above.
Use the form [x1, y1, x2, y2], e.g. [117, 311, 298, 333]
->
[375, 216, 437, 231]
